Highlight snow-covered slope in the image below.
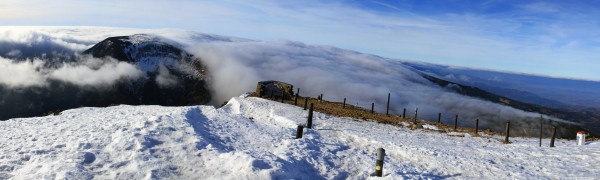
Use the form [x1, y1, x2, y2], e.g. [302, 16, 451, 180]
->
[1, 96, 597, 179]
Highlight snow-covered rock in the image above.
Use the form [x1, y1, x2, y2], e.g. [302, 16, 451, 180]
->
[0, 96, 597, 179]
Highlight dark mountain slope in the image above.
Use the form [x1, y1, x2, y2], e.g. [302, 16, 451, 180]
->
[81, 34, 211, 105]
[0, 34, 211, 120]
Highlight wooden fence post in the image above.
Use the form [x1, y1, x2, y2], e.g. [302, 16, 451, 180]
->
[371, 103, 375, 114]
[375, 148, 385, 177]
[304, 98, 308, 110]
[413, 108, 418, 124]
[437, 113, 441, 124]
[343, 98, 346, 109]
[307, 103, 314, 128]
[296, 125, 304, 139]
[281, 90, 284, 103]
[294, 92, 298, 106]
[550, 126, 557, 147]
[539, 115, 543, 147]
[386, 93, 390, 116]
[475, 119, 479, 135]
[320, 94, 323, 102]
[454, 115, 458, 131]
[270, 90, 274, 99]
[402, 108, 406, 118]
[504, 121, 511, 143]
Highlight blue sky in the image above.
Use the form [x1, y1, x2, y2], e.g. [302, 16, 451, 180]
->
[1, 0, 599, 80]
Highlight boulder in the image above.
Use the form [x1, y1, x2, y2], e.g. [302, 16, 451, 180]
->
[256, 81, 294, 100]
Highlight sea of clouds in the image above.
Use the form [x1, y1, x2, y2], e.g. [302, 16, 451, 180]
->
[187, 40, 553, 128]
[0, 27, 572, 134]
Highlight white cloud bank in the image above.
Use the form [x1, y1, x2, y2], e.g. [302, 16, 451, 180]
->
[0, 58, 46, 87]
[187, 40, 548, 127]
[0, 56, 143, 88]
[49, 58, 142, 87]
[155, 64, 179, 88]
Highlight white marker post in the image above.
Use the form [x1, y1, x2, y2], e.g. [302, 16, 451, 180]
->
[375, 148, 385, 177]
[577, 131, 586, 146]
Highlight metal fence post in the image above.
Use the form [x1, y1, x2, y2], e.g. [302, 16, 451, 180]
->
[454, 115, 458, 131]
[371, 103, 374, 114]
[307, 103, 314, 128]
[504, 121, 511, 143]
[550, 126, 557, 147]
[386, 93, 390, 115]
[539, 115, 543, 147]
[475, 119, 479, 135]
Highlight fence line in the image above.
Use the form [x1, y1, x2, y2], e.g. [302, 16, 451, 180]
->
[261, 88, 595, 144]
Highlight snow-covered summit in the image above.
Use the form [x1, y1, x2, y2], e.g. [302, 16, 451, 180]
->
[0, 96, 597, 179]
[83, 34, 203, 76]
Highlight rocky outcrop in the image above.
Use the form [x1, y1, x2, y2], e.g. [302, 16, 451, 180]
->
[256, 81, 294, 100]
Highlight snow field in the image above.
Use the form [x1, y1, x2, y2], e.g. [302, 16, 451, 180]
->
[0, 96, 598, 179]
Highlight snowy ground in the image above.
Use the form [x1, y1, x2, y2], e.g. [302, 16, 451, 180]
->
[0, 96, 598, 179]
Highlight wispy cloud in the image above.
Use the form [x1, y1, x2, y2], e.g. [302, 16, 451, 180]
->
[518, 2, 560, 14]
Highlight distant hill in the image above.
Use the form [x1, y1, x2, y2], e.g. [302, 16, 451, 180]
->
[405, 62, 600, 135]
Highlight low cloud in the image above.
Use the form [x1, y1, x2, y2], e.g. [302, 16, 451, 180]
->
[0, 28, 91, 51]
[155, 64, 179, 88]
[0, 56, 143, 88]
[188, 40, 545, 129]
[0, 57, 46, 88]
[49, 58, 143, 87]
